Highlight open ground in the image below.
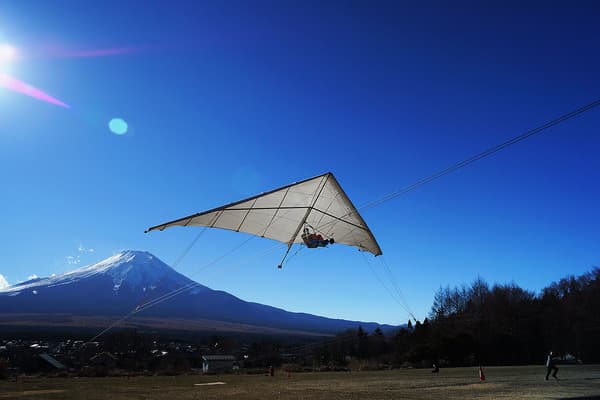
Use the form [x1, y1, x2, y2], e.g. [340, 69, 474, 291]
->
[1, 365, 599, 400]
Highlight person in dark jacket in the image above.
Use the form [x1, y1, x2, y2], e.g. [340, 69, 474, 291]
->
[545, 351, 559, 380]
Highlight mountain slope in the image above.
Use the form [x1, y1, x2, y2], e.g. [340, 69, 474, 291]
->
[0, 251, 393, 335]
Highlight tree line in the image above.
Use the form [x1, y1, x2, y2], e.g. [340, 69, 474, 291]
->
[310, 267, 600, 367]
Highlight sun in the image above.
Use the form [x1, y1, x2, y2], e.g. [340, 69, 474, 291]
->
[0, 44, 17, 64]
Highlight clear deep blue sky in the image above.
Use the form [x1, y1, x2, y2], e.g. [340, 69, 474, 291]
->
[1, 1, 599, 325]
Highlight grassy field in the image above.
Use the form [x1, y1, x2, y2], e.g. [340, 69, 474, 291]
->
[1, 365, 599, 400]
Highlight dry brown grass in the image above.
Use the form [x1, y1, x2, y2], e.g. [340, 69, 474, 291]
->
[1, 365, 599, 399]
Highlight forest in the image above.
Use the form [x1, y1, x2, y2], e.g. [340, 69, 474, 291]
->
[311, 267, 600, 367]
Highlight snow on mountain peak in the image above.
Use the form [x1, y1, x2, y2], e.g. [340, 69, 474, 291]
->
[59, 250, 172, 290]
[0, 250, 195, 294]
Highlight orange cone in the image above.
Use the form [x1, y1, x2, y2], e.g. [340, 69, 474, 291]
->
[479, 365, 486, 381]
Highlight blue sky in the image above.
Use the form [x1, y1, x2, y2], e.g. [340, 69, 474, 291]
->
[0, 1, 599, 325]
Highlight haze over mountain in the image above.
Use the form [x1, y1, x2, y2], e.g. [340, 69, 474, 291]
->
[0, 251, 393, 336]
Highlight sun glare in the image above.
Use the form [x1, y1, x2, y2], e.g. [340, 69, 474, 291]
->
[0, 44, 17, 64]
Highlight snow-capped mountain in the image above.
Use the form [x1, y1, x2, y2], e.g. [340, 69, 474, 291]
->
[0, 251, 391, 335]
[2, 251, 203, 296]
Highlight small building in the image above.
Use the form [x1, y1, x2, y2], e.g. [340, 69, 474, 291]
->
[202, 355, 235, 373]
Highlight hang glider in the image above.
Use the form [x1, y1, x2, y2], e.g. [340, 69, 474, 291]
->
[145, 172, 382, 258]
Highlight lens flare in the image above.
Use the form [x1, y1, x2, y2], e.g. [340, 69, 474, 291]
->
[109, 118, 128, 135]
[65, 47, 138, 57]
[44, 46, 144, 59]
[0, 73, 69, 108]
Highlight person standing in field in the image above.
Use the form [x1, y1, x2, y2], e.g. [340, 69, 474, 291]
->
[545, 351, 559, 380]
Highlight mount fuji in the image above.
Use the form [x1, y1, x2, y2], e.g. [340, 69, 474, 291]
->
[0, 251, 392, 336]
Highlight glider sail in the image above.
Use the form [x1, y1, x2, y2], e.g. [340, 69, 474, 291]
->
[146, 172, 382, 256]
